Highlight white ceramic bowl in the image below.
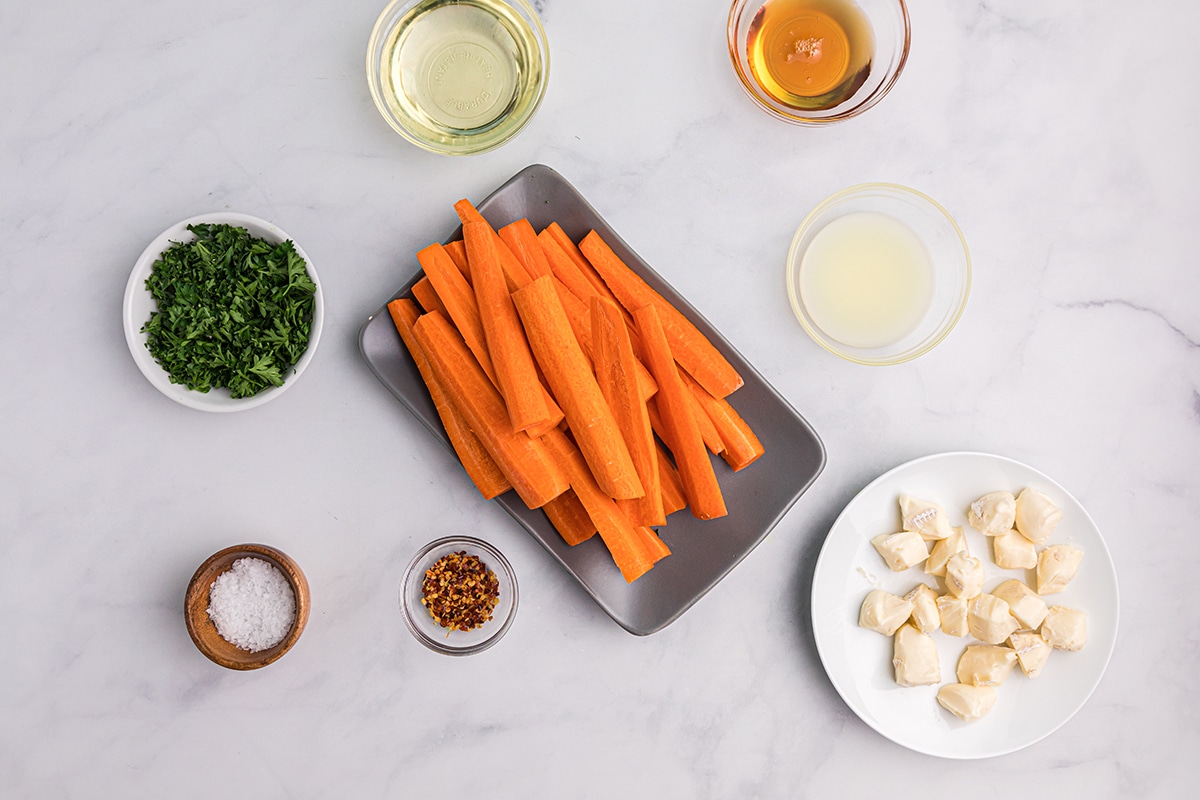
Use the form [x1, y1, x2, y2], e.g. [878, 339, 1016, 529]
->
[122, 213, 324, 412]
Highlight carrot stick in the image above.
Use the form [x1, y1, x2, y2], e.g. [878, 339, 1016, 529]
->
[454, 199, 531, 292]
[538, 229, 598, 306]
[418, 243, 498, 386]
[543, 490, 597, 546]
[411, 276, 448, 318]
[680, 372, 727, 455]
[387, 299, 511, 500]
[633, 303, 727, 520]
[633, 525, 671, 564]
[592, 296, 664, 528]
[580, 230, 744, 398]
[545, 222, 618, 304]
[463, 219, 555, 435]
[646, 393, 723, 457]
[412, 311, 568, 509]
[656, 443, 688, 517]
[512, 276, 645, 500]
[689, 379, 765, 471]
[542, 429, 658, 582]
[499, 219, 554, 281]
[443, 240, 471, 284]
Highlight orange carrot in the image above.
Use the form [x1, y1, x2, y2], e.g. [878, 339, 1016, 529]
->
[542, 429, 659, 582]
[580, 230, 744, 398]
[543, 490, 596, 546]
[545, 221, 618, 304]
[689, 380, 765, 471]
[387, 299, 510, 500]
[592, 296, 664, 527]
[443, 240, 471, 283]
[647, 388, 724, 457]
[454, 199, 531, 292]
[633, 303, 727, 520]
[418, 243, 498, 386]
[411, 276, 448, 318]
[463, 219, 554, 434]
[412, 310, 568, 509]
[499, 219, 554, 281]
[656, 443, 688, 517]
[633, 525, 671, 564]
[538, 229, 599, 306]
[512, 276, 644, 500]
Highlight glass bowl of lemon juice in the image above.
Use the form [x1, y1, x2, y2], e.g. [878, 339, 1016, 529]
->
[786, 183, 970, 365]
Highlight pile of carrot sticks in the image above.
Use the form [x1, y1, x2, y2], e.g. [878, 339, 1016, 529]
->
[388, 199, 763, 583]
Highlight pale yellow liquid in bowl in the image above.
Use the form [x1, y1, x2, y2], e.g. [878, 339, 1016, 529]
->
[799, 211, 933, 349]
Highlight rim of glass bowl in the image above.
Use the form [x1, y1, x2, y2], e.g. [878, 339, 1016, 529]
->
[399, 535, 519, 655]
[785, 182, 971, 366]
[366, 0, 550, 155]
[726, 0, 911, 125]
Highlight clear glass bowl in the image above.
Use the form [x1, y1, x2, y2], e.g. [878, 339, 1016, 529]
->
[786, 183, 971, 365]
[727, 0, 910, 125]
[366, 0, 549, 155]
[399, 536, 518, 655]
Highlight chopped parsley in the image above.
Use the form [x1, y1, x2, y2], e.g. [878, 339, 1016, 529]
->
[141, 223, 317, 399]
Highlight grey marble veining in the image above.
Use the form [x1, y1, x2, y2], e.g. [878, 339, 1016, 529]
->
[1, 0, 1198, 796]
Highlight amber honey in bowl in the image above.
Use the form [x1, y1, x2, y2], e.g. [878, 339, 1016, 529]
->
[746, 0, 874, 111]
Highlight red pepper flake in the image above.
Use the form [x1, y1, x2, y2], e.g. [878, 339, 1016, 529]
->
[420, 551, 500, 632]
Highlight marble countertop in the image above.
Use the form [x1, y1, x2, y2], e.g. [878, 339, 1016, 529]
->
[2, 0, 1197, 795]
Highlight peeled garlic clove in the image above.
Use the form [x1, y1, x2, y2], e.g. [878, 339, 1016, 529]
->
[1042, 606, 1088, 651]
[991, 578, 1048, 630]
[956, 644, 1018, 686]
[926, 526, 967, 577]
[937, 683, 997, 722]
[992, 528, 1038, 570]
[905, 583, 941, 634]
[968, 593, 1020, 644]
[1015, 487, 1062, 544]
[893, 623, 941, 687]
[858, 589, 915, 636]
[968, 491, 1017, 536]
[899, 494, 954, 540]
[936, 594, 969, 637]
[944, 552, 984, 599]
[871, 531, 929, 572]
[1009, 631, 1052, 678]
[1037, 545, 1084, 595]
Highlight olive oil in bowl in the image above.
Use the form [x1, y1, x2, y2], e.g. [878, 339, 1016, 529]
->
[368, 0, 548, 155]
[746, 0, 874, 111]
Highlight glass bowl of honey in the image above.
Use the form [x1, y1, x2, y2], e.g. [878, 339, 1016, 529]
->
[786, 184, 971, 365]
[367, 0, 549, 155]
[727, 0, 910, 124]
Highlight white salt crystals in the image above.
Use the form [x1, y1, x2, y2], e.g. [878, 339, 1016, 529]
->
[207, 557, 296, 652]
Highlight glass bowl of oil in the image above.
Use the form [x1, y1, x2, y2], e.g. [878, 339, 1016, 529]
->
[367, 0, 549, 155]
[786, 184, 971, 365]
[727, 0, 910, 124]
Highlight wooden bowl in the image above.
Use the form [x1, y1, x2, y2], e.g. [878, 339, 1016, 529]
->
[184, 543, 310, 670]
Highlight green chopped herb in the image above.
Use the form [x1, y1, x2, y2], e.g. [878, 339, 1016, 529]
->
[141, 223, 316, 399]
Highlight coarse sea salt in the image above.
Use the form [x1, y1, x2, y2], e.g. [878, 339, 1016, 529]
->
[207, 557, 296, 652]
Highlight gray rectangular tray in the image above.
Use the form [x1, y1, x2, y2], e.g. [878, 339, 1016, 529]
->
[359, 164, 825, 635]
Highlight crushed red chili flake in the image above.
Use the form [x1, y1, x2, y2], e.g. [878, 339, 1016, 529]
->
[420, 551, 500, 632]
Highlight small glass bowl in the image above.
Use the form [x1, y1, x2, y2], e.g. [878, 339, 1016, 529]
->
[727, 0, 910, 125]
[366, 0, 549, 155]
[399, 536, 518, 655]
[786, 183, 971, 365]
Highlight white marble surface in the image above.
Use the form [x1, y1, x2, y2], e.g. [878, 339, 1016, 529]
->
[1, 0, 1197, 795]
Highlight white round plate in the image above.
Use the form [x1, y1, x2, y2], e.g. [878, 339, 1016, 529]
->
[811, 452, 1119, 759]
[122, 212, 323, 412]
